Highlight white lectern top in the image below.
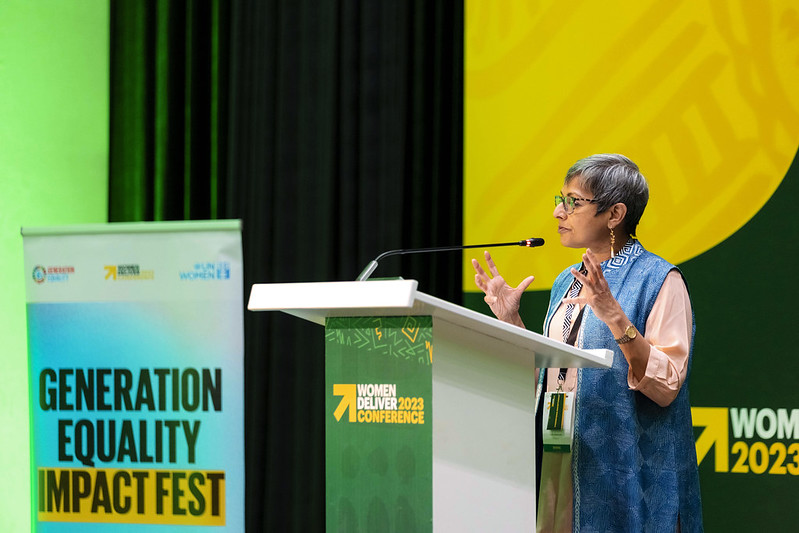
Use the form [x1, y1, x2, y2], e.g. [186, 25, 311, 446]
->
[248, 279, 612, 369]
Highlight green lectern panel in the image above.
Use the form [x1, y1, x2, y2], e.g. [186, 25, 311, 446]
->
[325, 316, 433, 533]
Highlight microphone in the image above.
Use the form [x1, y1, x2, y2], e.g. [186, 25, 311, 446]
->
[355, 237, 544, 281]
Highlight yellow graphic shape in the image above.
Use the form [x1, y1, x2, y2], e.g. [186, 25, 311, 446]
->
[692, 407, 729, 472]
[402, 326, 419, 343]
[402, 316, 420, 342]
[333, 384, 356, 422]
[425, 340, 433, 363]
[464, 1, 799, 289]
[104, 265, 117, 280]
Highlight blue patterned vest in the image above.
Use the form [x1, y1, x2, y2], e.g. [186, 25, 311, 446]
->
[543, 240, 703, 533]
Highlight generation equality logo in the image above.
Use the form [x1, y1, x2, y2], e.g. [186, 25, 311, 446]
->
[32, 265, 75, 284]
[179, 261, 231, 281]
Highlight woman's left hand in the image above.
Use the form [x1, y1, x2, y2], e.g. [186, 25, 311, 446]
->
[564, 248, 651, 381]
[562, 248, 625, 326]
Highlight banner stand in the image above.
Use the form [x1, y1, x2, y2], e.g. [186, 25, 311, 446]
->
[22, 220, 244, 532]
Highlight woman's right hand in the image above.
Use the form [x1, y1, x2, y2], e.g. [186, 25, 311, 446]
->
[472, 250, 534, 327]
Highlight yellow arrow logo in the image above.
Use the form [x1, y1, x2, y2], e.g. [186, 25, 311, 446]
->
[333, 384, 356, 422]
[692, 407, 729, 472]
[104, 265, 117, 280]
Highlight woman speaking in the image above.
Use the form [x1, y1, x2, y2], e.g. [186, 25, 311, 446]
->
[472, 154, 703, 532]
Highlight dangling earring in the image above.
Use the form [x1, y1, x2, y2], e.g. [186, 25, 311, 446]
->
[610, 227, 616, 258]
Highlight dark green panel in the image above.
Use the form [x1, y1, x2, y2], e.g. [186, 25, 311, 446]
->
[325, 316, 433, 533]
[679, 148, 799, 532]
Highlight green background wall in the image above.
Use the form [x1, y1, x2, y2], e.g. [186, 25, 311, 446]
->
[0, 1, 109, 530]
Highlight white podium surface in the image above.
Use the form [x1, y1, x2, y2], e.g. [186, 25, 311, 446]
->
[248, 279, 613, 532]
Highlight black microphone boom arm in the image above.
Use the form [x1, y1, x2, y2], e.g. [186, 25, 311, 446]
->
[355, 238, 544, 281]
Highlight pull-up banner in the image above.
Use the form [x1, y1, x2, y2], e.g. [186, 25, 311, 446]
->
[22, 221, 244, 532]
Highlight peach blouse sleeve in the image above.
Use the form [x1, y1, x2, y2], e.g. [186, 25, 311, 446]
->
[627, 269, 693, 407]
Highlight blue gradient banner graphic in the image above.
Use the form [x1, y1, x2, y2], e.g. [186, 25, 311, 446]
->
[22, 221, 244, 532]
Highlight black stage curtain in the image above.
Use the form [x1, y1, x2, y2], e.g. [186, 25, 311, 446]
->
[109, 1, 464, 530]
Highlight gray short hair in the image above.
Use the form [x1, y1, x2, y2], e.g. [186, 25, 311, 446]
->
[564, 154, 649, 235]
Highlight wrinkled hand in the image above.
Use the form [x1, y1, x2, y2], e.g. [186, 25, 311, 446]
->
[562, 249, 624, 325]
[472, 251, 534, 326]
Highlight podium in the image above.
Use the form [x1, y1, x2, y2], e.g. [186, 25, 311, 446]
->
[248, 279, 612, 532]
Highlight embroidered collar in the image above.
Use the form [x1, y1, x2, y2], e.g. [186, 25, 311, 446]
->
[603, 238, 642, 271]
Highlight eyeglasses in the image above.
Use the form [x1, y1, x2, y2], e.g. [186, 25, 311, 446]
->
[554, 194, 597, 215]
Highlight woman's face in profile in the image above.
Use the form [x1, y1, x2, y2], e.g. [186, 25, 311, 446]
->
[554, 179, 611, 251]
